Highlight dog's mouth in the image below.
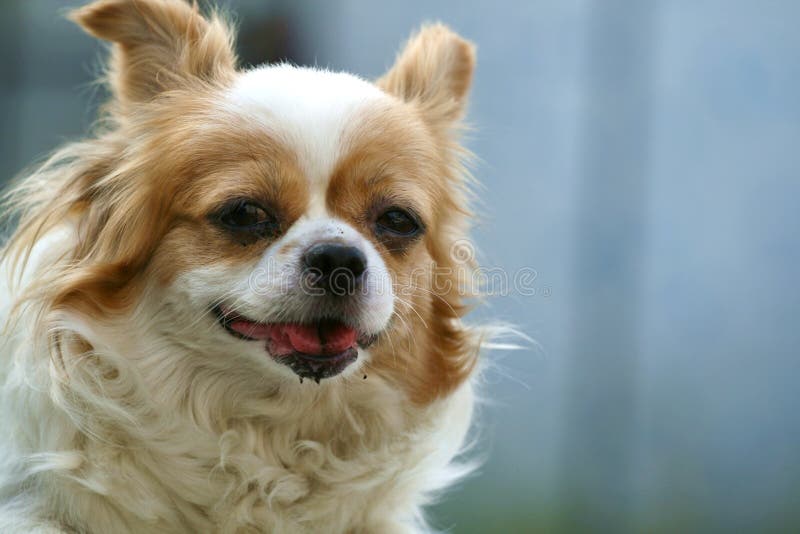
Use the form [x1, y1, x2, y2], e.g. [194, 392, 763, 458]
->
[213, 305, 376, 382]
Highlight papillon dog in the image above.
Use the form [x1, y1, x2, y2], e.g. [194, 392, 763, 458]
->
[0, 1, 494, 532]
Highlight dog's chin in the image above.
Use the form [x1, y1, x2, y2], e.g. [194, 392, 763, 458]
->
[212, 304, 378, 383]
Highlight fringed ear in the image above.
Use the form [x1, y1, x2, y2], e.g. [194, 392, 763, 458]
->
[70, 0, 237, 106]
[378, 24, 476, 127]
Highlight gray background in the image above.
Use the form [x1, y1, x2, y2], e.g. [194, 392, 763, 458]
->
[2, 1, 799, 532]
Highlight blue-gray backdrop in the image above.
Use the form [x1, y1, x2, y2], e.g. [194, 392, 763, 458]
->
[2, 1, 799, 532]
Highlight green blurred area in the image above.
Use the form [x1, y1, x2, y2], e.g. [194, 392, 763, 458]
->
[431, 493, 800, 534]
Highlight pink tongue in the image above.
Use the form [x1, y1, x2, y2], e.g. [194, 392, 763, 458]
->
[281, 323, 357, 355]
[229, 321, 272, 340]
[231, 321, 356, 356]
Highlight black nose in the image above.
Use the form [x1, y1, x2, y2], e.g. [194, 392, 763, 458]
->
[303, 243, 367, 294]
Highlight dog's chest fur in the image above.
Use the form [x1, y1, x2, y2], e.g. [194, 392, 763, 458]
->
[75, 386, 470, 533]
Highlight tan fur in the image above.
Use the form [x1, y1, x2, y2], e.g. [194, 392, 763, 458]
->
[378, 23, 476, 127]
[0, 1, 486, 532]
[327, 103, 478, 404]
[70, 0, 237, 106]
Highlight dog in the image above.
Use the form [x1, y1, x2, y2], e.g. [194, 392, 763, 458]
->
[0, 1, 490, 532]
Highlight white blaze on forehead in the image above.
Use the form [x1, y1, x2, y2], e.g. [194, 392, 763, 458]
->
[227, 64, 389, 215]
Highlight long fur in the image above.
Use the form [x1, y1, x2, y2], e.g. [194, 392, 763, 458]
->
[0, 2, 493, 532]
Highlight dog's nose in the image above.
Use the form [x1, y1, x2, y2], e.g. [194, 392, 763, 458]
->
[303, 243, 367, 294]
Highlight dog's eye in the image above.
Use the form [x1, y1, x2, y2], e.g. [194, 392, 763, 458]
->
[221, 202, 270, 228]
[376, 208, 420, 236]
[213, 200, 278, 239]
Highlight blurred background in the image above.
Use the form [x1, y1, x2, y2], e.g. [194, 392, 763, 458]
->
[2, 0, 799, 532]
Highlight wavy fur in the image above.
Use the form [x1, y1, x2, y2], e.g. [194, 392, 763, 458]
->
[0, 1, 492, 532]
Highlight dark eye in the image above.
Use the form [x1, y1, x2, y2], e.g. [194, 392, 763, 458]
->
[214, 199, 278, 239]
[376, 208, 421, 236]
[220, 201, 270, 228]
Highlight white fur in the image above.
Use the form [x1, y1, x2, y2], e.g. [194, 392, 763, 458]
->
[0, 228, 476, 533]
[170, 216, 394, 383]
[227, 64, 390, 212]
[0, 66, 476, 534]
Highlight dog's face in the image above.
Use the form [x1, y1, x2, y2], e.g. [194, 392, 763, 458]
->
[45, 0, 477, 403]
[154, 69, 437, 384]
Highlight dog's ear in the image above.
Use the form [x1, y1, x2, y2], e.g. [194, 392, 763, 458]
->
[378, 24, 475, 127]
[70, 0, 237, 106]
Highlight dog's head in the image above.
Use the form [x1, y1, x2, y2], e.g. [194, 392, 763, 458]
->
[12, 0, 479, 405]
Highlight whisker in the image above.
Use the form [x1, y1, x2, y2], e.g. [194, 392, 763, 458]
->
[392, 294, 429, 330]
